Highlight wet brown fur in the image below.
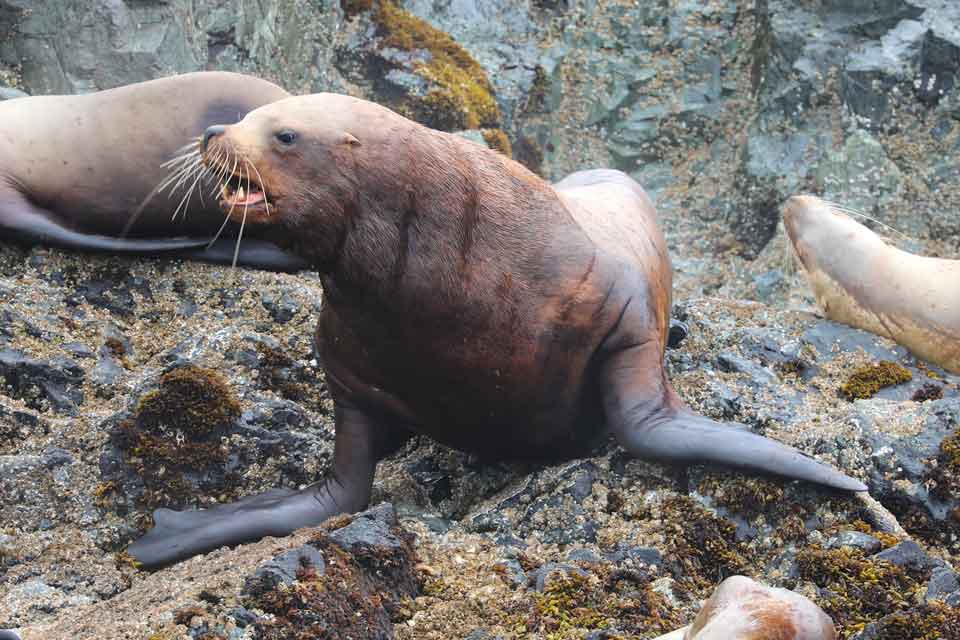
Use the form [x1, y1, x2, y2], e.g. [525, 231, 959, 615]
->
[205, 94, 669, 460]
[121, 93, 864, 571]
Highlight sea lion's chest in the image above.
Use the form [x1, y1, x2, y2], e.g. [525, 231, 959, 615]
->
[316, 270, 615, 458]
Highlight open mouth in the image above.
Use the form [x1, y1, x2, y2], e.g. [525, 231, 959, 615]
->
[219, 170, 269, 211]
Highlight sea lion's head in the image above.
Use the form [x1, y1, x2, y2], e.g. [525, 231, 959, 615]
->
[200, 93, 417, 267]
[782, 195, 891, 275]
[687, 575, 836, 640]
[201, 94, 383, 226]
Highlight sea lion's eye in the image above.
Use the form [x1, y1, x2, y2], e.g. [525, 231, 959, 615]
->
[275, 130, 297, 145]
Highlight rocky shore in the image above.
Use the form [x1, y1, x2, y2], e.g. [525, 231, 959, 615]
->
[1, 1, 959, 637]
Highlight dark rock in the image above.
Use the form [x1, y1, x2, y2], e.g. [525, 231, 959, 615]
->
[566, 548, 602, 564]
[925, 567, 960, 603]
[529, 562, 588, 592]
[802, 321, 907, 363]
[406, 456, 454, 505]
[872, 540, 935, 571]
[227, 606, 260, 628]
[667, 319, 688, 349]
[0, 348, 84, 414]
[246, 502, 419, 638]
[464, 631, 505, 640]
[61, 342, 94, 359]
[492, 556, 526, 588]
[242, 544, 325, 596]
[703, 382, 741, 419]
[469, 512, 510, 534]
[90, 356, 124, 393]
[328, 503, 402, 552]
[917, 29, 960, 107]
[825, 531, 882, 554]
[754, 269, 785, 300]
[259, 290, 299, 324]
[0, 400, 40, 440]
[717, 352, 779, 385]
[605, 543, 664, 568]
[42, 447, 73, 469]
[419, 513, 452, 534]
[71, 272, 152, 318]
[859, 398, 960, 555]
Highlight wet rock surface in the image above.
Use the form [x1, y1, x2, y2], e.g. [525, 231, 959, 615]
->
[0, 0, 959, 638]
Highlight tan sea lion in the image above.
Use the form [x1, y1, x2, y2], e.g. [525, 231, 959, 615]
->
[128, 94, 866, 569]
[0, 72, 306, 271]
[654, 575, 837, 639]
[783, 195, 960, 374]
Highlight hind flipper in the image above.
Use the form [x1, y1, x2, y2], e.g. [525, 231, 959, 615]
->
[601, 341, 866, 492]
[0, 185, 309, 272]
[185, 238, 310, 273]
[0, 184, 211, 253]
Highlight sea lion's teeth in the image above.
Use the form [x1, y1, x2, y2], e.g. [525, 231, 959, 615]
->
[237, 186, 245, 200]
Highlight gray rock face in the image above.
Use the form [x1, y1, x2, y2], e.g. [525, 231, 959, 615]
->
[0, 1, 201, 95]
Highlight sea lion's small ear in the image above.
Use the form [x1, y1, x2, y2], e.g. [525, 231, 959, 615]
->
[343, 133, 361, 147]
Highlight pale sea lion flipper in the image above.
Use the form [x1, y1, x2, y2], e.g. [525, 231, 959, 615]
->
[0, 184, 211, 253]
[127, 404, 409, 570]
[0, 184, 307, 271]
[602, 342, 867, 492]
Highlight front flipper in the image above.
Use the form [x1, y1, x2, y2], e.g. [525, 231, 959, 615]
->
[127, 404, 410, 570]
[602, 342, 867, 492]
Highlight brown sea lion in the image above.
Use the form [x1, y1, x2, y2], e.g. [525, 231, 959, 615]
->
[653, 575, 836, 639]
[0, 72, 307, 271]
[128, 94, 866, 569]
[783, 195, 960, 374]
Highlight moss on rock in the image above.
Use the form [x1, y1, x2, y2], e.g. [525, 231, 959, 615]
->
[661, 496, 750, 590]
[136, 365, 240, 436]
[840, 360, 912, 400]
[108, 365, 242, 509]
[929, 427, 960, 500]
[482, 128, 513, 156]
[861, 602, 960, 639]
[247, 512, 421, 640]
[797, 544, 929, 638]
[355, 0, 500, 131]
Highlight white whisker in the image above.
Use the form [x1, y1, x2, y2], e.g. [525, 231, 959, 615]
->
[245, 158, 270, 215]
[821, 199, 914, 242]
[233, 165, 250, 269]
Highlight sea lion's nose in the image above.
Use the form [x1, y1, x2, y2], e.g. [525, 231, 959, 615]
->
[203, 125, 226, 151]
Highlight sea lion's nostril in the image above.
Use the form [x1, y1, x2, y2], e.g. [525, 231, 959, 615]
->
[203, 125, 226, 151]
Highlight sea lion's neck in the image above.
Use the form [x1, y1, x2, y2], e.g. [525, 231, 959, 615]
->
[312, 129, 571, 313]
